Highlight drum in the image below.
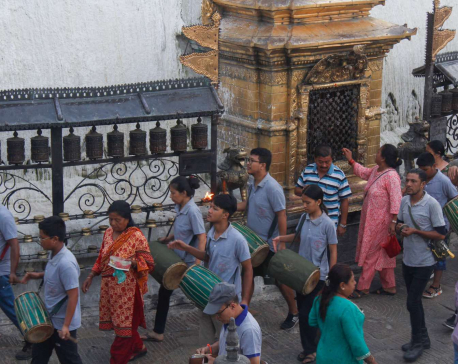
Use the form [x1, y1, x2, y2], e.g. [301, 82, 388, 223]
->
[14, 291, 54, 343]
[231, 222, 270, 267]
[179, 264, 222, 310]
[267, 249, 320, 295]
[149, 240, 188, 290]
[444, 196, 458, 234]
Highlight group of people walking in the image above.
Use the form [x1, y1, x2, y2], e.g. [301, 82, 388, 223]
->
[0, 141, 458, 363]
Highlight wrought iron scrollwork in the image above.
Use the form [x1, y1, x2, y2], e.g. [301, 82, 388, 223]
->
[446, 113, 458, 154]
[64, 159, 180, 213]
[0, 172, 52, 219]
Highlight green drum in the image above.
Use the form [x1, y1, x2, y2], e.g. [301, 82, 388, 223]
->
[231, 222, 270, 268]
[14, 291, 54, 343]
[267, 249, 320, 295]
[444, 196, 458, 234]
[149, 240, 188, 290]
[179, 264, 222, 310]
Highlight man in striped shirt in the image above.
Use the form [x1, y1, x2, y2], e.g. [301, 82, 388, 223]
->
[295, 145, 352, 236]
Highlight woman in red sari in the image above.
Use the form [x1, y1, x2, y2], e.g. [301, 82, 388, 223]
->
[82, 201, 154, 363]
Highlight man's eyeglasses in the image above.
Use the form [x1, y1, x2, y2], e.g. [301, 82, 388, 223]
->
[247, 159, 261, 165]
[216, 304, 231, 318]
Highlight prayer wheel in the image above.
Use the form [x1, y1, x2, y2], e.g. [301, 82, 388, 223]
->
[431, 92, 443, 117]
[85, 126, 103, 160]
[171, 119, 187, 152]
[149, 121, 167, 154]
[7, 131, 25, 165]
[440, 90, 453, 115]
[451, 88, 458, 112]
[63, 127, 81, 162]
[31, 129, 49, 163]
[191, 117, 208, 150]
[129, 122, 147, 156]
[107, 124, 124, 157]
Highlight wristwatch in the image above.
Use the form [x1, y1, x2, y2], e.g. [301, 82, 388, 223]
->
[339, 223, 347, 228]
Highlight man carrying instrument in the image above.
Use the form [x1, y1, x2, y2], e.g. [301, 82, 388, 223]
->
[168, 194, 253, 346]
[21, 216, 83, 364]
[0, 204, 33, 360]
[294, 145, 351, 236]
[236, 148, 296, 330]
[195, 282, 262, 364]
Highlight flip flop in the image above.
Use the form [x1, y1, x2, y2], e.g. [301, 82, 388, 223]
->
[140, 332, 164, 342]
[370, 287, 396, 296]
[302, 353, 316, 364]
[297, 351, 306, 362]
[129, 347, 147, 362]
[349, 289, 369, 299]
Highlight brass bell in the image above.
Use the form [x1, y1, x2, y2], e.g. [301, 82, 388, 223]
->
[59, 212, 70, 221]
[7, 131, 25, 165]
[85, 126, 103, 160]
[98, 225, 109, 231]
[440, 90, 453, 114]
[129, 122, 147, 156]
[171, 119, 187, 152]
[431, 91, 442, 117]
[23, 235, 33, 243]
[146, 219, 157, 228]
[153, 203, 163, 211]
[81, 228, 92, 236]
[107, 125, 124, 158]
[131, 205, 142, 214]
[38, 250, 48, 259]
[63, 127, 81, 162]
[31, 129, 50, 163]
[34, 215, 45, 223]
[451, 88, 458, 112]
[87, 245, 98, 253]
[149, 121, 167, 154]
[84, 210, 95, 219]
[191, 117, 208, 150]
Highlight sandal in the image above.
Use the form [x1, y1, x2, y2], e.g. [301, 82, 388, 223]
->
[423, 285, 442, 299]
[349, 289, 369, 299]
[302, 353, 316, 363]
[297, 352, 306, 362]
[140, 331, 164, 342]
[370, 287, 396, 296]
[129, 346, 147, 362]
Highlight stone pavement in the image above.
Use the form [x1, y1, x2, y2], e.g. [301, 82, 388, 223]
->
[1, 258, 457, 364]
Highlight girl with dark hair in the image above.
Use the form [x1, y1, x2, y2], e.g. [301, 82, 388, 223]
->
[426, 140, 458, 186]
[273, 184, 337, 364]
[143, 176, 206, 343]
[82, 200, 154, 364]
[342, 146, 402, 298]
[309, 264, 378, 364]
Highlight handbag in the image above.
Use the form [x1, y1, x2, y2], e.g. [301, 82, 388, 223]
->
[381, 235, 401, 258]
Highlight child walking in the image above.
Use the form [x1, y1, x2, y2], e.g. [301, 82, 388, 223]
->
[273, 184, 338, 364]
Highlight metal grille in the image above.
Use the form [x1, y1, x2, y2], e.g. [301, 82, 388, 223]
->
[307, 85, 359, 163]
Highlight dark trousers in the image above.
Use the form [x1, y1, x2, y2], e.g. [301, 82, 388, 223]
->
[32, 329, 82, 364]
[297, 280, 325, 355]
[402, 263, 434, 336]
[154, 284, 173, 334]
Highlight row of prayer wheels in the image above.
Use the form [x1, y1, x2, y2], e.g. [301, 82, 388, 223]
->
[431, 88, 458, 117]
[3, 118, 208, 165]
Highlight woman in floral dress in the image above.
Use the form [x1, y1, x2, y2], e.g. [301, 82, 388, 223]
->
[342, 145, 402, 298]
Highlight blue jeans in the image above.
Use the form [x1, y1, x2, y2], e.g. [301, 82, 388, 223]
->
[455, 343, 458, 364]
[0, 275, 19, 329]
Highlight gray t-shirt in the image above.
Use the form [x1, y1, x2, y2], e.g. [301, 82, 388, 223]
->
[173, 199, 206, 265]
[218, 305, 262, 359]
[43, 246, 81, 331]
[0, 205, 18, 276]
[424, 170, 458, 230]
[206, 224, 251, 297]
[398, 193, 445, 267]
[296, 212, 338, 280]
[246, 173, 286, 251]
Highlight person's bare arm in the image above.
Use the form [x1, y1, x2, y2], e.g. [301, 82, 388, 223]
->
[7, 238, 19, 283]
[168, 240, 208, 262]
[328, 244, 337, 270]
[195, 233, 207, 265]
[401, 227, 445, 241]
[337, 198, 349, 236]
[276, 209, 287, 236]
[294, 186, 303, 196]
[240, 259, 253, 305]
[364, 355, 378, 364]
[237, 200, 247, 211]
[249, 357, 261, 364]
[59, 287, 79, 340]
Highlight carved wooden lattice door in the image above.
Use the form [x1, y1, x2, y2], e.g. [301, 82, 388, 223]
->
[306, 85, 359, 163]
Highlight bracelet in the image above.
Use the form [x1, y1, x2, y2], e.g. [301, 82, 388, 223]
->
[339, 223, 347, 228]
[348, 159, 355, 166]
[207, 344, 212, 355]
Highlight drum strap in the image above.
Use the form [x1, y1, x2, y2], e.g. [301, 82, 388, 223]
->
[290, 214, 307, 253]
[49, 296, 69, 317]
[246, 184, 279, 240]
[0, 244, 9, 261]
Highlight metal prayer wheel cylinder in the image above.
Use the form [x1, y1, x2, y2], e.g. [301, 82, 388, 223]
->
[23, 235, 33, 243]
[440, 90, 453, 114]
[7, 131, 25, 165]
[31, 129, 50, 163]
[149, 121, 167, 154]
[85, 126, 103, 160]
[63, 127, 81, 162]
[25, 267, 35, 273]
[191, 117, 208, 150]
[168, 217, 175, 225]
[153, 203, 163, 211]
[107, 125, 124, 157]
[98, 225, 109, 232]
[83, 210, 95, 219]
[171, 119, 188, 152]
[431, 92, 443, 117]
[38, 250, 48, 259]
[146, 219, 157, 228]
[14, 217, 19, 225]
[451, 89, 458, 112]
[129, 123, 147, 156]
[33, 215, 45, 223]
[87, 245, 98, 253]
[81, 228, 92, 236]
[59, 212, 70, 221]
[131, 205, 142, 214]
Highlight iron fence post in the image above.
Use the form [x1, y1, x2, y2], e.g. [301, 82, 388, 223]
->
[51, 127, 64, 215]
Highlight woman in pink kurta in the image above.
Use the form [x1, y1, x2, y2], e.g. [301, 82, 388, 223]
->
[343, 144, 402, 297]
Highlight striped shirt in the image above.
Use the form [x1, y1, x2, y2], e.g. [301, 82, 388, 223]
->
[296, 163, 352, 225]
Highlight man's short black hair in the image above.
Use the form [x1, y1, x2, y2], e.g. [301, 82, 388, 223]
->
[408, 168, 427, 182]
[314, 145, 332, 158]
[213, 194, 237, 218]
[250, 148, 272, 171]
[39, 216, 66, 243]
[416, 152, 435, 168]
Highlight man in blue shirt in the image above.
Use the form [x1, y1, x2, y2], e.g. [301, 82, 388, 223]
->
[295, 145, 351, 235]
[21, 216, 82, 364]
